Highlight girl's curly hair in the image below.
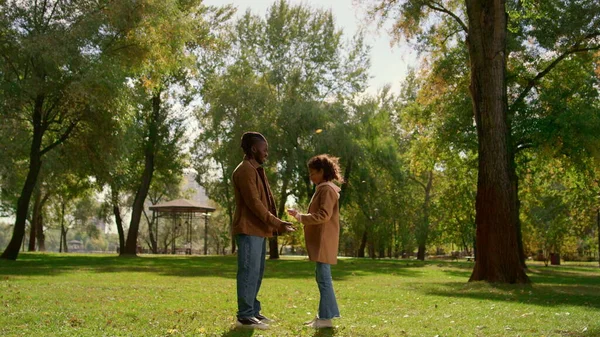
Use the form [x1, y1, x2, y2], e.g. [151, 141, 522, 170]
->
[307, 154, 344, 183]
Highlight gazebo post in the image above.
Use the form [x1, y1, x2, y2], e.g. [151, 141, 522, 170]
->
[204, 211, 208, 255]
[186, 212, 192, 255]
[171, 213, 176, 255]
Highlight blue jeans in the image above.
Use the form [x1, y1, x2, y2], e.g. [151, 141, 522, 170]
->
[316, 262, 340, 320]
[236, 234, 266, 319]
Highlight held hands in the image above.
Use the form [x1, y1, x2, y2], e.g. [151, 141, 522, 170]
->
[281, 221, 296, 233]
[287, 209, 298, 217]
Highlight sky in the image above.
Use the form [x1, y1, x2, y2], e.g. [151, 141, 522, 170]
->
[204, 0, 419, 95]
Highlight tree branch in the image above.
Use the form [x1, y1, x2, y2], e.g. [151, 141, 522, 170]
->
[510, 36, 600, 111]
[40, 120, 78, 156]
[426, 1, 469, 34]
[408, 174, 427, 191]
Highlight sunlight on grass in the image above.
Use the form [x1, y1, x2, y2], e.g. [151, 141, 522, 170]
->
[1, 254, 599, 337]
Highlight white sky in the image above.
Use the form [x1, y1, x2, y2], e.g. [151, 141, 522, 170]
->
[204, 0, 419, 95]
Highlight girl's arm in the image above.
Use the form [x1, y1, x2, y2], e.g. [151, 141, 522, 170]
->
[299, 188, 337, 225]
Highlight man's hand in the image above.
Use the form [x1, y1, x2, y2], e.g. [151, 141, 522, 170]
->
[281, 221, 296, 233]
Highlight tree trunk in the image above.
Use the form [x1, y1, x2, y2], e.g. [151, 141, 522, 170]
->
[1, 95, 45, 260]
[123, 92, 161, 256]
[221, 164, 236, 254]
[59, 201, 67, 253]
[358, 230, 367, 257]
[415, 171, 433, 261]
[339, 157, 353, 209]
[144, 208, 158, 254]
[466, 0, 529, 283]
[597, 209, 599, 268]
[509, 150, 527, 268]
[28, 188, 43, 251]
[34, 191, 49, 252]
[417, 244, 426, 261]
[111, 187, 126, 254]
[269, 168, 291, 260]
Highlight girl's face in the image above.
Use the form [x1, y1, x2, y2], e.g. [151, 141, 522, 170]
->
[309, 168, 324, 185]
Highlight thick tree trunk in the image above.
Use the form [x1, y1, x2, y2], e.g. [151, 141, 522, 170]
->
[417, 244, 426, 261]
[123, 93, 161, 256]
[357, 230, 367, 257]
[111, 188, 126, 254]
[1, 95, 45, 260]
[466, 0, 529, 283]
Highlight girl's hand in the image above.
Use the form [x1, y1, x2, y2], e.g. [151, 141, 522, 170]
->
[287, 209, 298, 217]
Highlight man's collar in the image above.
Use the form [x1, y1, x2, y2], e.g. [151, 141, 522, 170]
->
[245, 157, 262, 169]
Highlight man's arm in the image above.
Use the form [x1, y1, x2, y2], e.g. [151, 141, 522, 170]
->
[235, 166, 284, 230]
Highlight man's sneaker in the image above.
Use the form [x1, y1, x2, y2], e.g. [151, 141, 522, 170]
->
[305, 318, 334, 329]
[255, 313, 273, 324]
[304, 317, 317, 326]
[235, 317, 269, 330]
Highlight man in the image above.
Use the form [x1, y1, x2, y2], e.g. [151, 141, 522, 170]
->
[232, 132, 294, 330]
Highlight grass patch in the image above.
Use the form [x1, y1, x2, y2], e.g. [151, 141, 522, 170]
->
[1, 254, 599, 336]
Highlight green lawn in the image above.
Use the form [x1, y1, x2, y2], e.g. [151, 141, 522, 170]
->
[1, 254, 599, 337]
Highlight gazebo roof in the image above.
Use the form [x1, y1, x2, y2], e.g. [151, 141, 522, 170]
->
[149, 198, 216, 214]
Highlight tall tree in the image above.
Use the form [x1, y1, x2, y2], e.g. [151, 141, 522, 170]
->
[366, 0, 600, 282]
[194, 0, 369, 259]
[120, 0, 233, 256]
[0, 0, 150, 260]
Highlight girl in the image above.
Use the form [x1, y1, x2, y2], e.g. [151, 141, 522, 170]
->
[288, 154, 343, 329]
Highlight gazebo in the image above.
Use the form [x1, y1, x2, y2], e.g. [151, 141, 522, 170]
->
[149, 199, 216, 255]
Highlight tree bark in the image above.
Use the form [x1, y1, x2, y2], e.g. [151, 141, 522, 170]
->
[34, 191, 49, 251]
[28, 188, 43, 251]
[123, 92, 161, 256]
[510, 159, 527, 268]
[466, 0, 529, 283]
[1, 95, 45, 260]
[339, 157, 353, 209]
[59, 201, 67, 253]
[269, 167, 291, 259]
[220, 163, 236, 254]
[358, 230, 367, 257]
[111, 187, 126, 254]
[415, 171, 433, 261]
[597, 209, 599, 268]
[144, 208, 158, 254]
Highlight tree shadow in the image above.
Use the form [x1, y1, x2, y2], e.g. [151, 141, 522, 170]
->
[0, 253, 428, 280]
[426, 269, 600, 310]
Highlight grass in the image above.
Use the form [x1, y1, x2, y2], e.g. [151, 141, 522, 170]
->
[1, 254, 599, 337]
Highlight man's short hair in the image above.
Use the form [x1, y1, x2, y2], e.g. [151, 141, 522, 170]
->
[241, 132, 267, 155]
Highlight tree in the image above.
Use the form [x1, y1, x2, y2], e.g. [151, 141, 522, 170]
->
[194, 0, 369, 259]
[0, 0, 152, 260]
[119, 0, 233, 256]
[366, 0, 600, 282]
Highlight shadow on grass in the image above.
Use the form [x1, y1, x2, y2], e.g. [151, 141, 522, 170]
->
[312, 328, 336, 337]
[0, 253, 428, 280]
[220, 327, 255, 337]
[427, 268, 600, 310]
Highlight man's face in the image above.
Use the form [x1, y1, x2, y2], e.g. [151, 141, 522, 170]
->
[252, 140, 269, 165]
